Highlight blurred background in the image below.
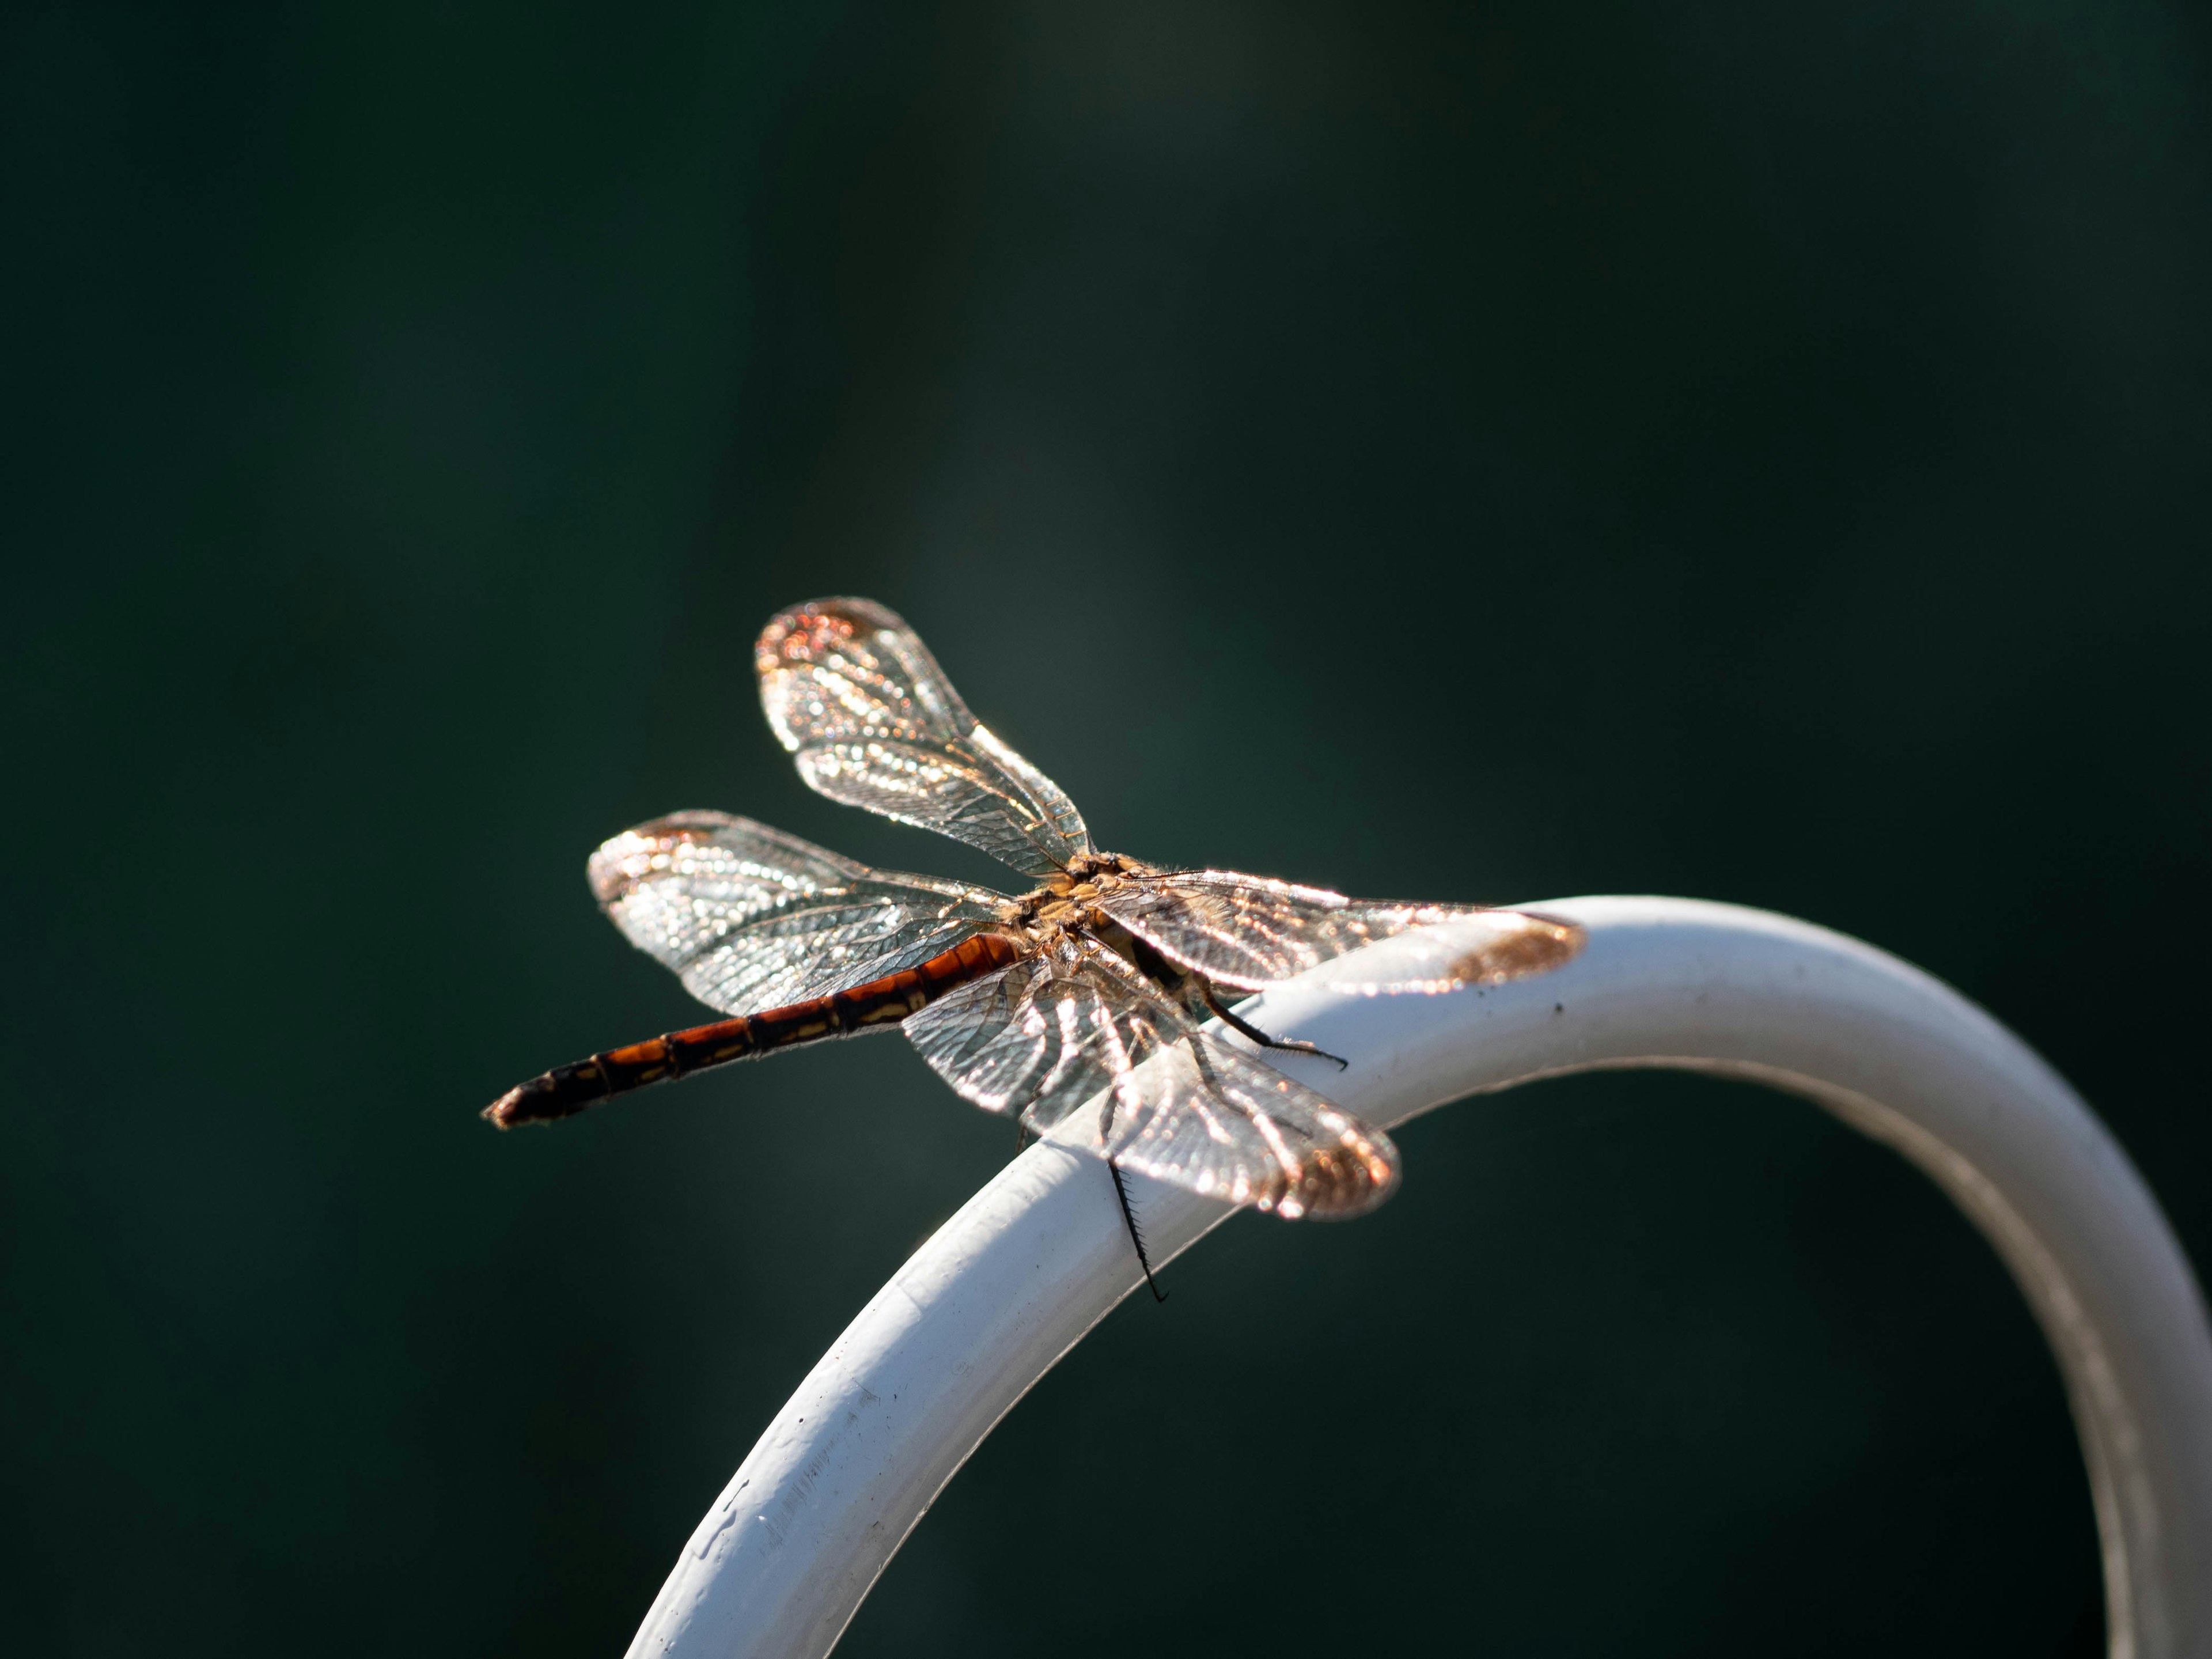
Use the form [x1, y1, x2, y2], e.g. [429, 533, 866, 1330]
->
[4, 2, 2208, 1653]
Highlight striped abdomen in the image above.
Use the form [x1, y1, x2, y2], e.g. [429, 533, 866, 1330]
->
[484, 932, 1022, 1130]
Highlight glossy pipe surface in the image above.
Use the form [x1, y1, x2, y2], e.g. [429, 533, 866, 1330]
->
[624, 897, 2212, 1659]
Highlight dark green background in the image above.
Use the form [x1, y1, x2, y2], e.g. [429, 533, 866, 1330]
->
[5, 2, 2207, 1653]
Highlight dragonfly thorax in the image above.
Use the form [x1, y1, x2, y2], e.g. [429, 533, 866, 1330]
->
[1058, 850, 1156, 888]
[988, 852, 1171, 960]
[994, 852, 1157, 932]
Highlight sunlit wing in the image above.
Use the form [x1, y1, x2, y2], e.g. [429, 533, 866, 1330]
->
[1090, 870, 1584, 992]
[588, 810, 1007, 1016]
[902, 940, 1398, 1219]
[756, 597, 1091, 877]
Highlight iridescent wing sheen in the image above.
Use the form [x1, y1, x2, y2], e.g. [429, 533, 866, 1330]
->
[587, 810, 1008, 1016]
[902, 941, 1398, 1219]
[1089, 870, 1584, 992]
[755, 597, 1091, 877]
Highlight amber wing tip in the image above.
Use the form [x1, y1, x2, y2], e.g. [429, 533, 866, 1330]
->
[1448, 915, 1587, 987]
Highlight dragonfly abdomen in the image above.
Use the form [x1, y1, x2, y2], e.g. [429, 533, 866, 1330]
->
[484, 931, 1021, 1129]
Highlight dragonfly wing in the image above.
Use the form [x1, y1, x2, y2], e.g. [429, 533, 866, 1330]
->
[903, 942, 1398, 1218]
[1103, 1025, 1399, 1219]
[1071, 948, 1399, 1218]
[900, 943, 1136, 1119]
[756, 597, 1092, 877]
[1091, 871, 1583, 992]
[1316, 905, 1588, 995]
[589, 810, 1006, 1016]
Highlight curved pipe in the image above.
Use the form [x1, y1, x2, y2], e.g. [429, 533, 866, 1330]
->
[623, 897, 2212, 1659]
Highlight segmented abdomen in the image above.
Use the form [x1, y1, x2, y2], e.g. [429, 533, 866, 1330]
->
[484, 933, 1022, 1128]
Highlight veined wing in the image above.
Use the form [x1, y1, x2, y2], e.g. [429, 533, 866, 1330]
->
[902, 941, 1397, 1219]
[588, 810, 1008, 1016]
[756, 597, 1090, 877]
[1090, 870, 1584, 992]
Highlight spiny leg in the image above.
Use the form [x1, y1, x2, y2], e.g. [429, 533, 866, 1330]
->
[1198, 981, 1349, 1070]
[1098, 1092, 1167, 1303]
[1107, 1163, 1168, 1304]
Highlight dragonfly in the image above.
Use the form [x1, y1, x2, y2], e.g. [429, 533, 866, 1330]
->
[486, 597, 1582, 1296]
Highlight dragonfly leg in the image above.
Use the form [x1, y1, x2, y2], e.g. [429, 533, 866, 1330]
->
[1108, 1162, 1169, 1303]
[1198, 981, 1349, 1070]
[1098, 1092, 1167, 1302]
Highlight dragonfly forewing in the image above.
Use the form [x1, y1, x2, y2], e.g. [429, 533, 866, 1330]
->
[590, 810, 1007, 1015]
[756, 597, 1091, 876]
[1092, 871, 1582, 992]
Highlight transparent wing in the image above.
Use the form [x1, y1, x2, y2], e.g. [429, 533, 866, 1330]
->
[1090, 870, 1584, 992]
[756, 597, 1091, 877]
[903, 942, 1397, 1219]
[897, 946, 1105, 1119]
[588, 810, 1007, 1016]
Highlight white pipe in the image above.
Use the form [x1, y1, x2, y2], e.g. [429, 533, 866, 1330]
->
[623, 897, 2212, 1659]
